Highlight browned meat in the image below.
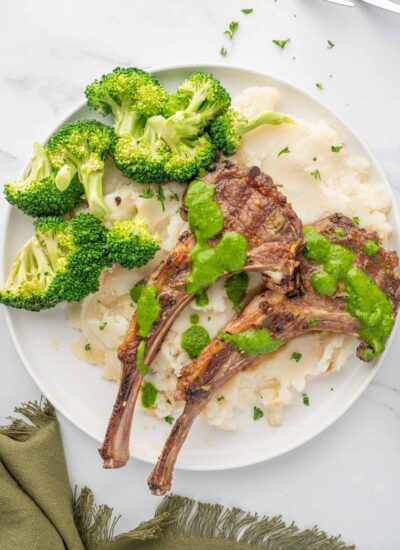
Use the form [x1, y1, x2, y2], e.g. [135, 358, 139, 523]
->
[148, 215, 400, 495]
[99, 163, 303, 469]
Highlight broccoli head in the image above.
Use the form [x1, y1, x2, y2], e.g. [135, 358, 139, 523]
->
[112, 116, 170, 183]
[167, 72, 231, 138]
[106, 215, 160, 269]
[210, 109, 294, 156]
[0, 213, 108, 311]
[164, 134, 215, 183]
[46, 120, 115, 218]
[85, 67, 169, 137]
[3, 143, 83, 217]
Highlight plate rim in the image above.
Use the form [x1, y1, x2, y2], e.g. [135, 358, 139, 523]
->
[2, 62, 399, 471]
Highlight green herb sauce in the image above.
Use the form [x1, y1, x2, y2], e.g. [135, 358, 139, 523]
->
[190, 313, 200, 325]
[181, 325, 211, 359]
[184, 179, 248, 295]
[304, 226, 393, 359]
[136, 285, 161, 338]
[130, 283, 145, 303]
[195, 290, 209, 306]
[141, 381, 158, 408]
[221, 328, 284, 356]
[136, 341, 149, 376]
[224, 272, 249, 312]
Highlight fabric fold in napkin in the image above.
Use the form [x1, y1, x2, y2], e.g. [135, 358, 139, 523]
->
[0, 399, 355, 550]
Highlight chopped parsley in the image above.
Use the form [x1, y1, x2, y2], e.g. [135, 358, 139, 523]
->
[190, 313, 200, 325]
[220, 46, 227, 56]
[308, 319, 318, 327]
[157, 185, 166, 211]
[352, 216, 360, 225]
[335, 228, 346, 237]
[310, 169, 321, 180]
[136, 341, 149, 376]
[327, 40, 335, 49]
[217, 395, 225, 402]
[139, 188, 154, 199]
[141, 381, 158, 408]
[290, 352, 302, 362]
[181, 326, 211, 359]
[169, 192, 180, 202]
[278, 146, 290, 158]
[195, 290, 209, 307]
[315, 82, 323, 90]
[363, 239, 380, 256]
[273, 38, 290, 49]
[253, 406, 264, 420]
[313, 156, 317, 162]
[224, 272, 249, 313]
[84, 343, 92, 352]
[241, 8, 253, 14]
[130, 284, 145, 304]
[331, 145, 342, 153]
[98, 322, 107, 331]
[165, 416, 174, 425]
[224, 21, 239, 39]
[302, 393, 310, 406]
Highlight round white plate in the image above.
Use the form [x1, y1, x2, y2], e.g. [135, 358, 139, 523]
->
[2, 64, 399, 471]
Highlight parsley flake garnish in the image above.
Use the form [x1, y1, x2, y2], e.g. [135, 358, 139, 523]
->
[139, 188, 154, 199]
[310, 169, 321, 180]
[278, 146, 290, 158]
[165, 416, 174, 425]
[302, 393, 310, 406]
[308, 319, 318, 327]
[331, 145, 342, 153]
[157, 185, 166, 211]
[98, 322, 107, 331]
[315, 82, 323, 90]
[220, 46, 227, 56]
[217, 395, 225, 402]
[253, 406, 264, 420]
[335, 228, 346, 237]
[169, 192, 179, 202]
[273, 38, 290, 49]
[141, 382, 158, 408]
[291, 352, 302, 362]
[224, 21, 239, 39]
[242, 8, 253, 14]
[327, 40, 335, 49]
[352, 216, 360, 225]
[84, 343, 92, 352]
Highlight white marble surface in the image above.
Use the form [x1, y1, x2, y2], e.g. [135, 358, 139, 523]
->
[0, 0, 399, 547]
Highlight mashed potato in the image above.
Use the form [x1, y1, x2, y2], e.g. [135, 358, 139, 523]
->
[68, 87, 392, 430]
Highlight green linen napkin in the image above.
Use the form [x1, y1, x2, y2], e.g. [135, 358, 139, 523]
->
[0, 399, 355, 550]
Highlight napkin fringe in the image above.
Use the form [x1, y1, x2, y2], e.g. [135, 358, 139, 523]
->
[73, 486, 173, 549]
[0, 398, 55, 441]
[155, 494, 356, 549]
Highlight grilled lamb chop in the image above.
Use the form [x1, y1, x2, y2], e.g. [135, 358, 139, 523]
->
[100, 163, 303, 468]
[148, 215, 400, 495]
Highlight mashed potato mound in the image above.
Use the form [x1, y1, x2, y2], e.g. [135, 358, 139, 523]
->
[68, 87, 392, 430]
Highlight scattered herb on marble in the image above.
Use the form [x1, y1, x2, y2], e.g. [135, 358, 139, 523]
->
[220, 46, 227, 56]
[224, 21, 239, 39]
[327, 40, 335, 49]
[241, 8, 253, 14]
[315, 82, 323, 90]
[273, 38, 290, 49]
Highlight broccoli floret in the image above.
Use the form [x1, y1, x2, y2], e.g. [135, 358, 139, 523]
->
[210, 109, 294, 156]
[167, 72, 231, 138]
[164, 134, 215, 183]
[0, 213, 108, 311]
[46, 120, 115, 218]
[112, 116, 170, 183]
[106, 215, 160, 269]
[3, 143, 84, 217]
[85, 67, 169, 137]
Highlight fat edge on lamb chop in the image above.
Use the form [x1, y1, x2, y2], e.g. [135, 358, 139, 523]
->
[148, 214, 400, 495]
[99, 163, 303, 468]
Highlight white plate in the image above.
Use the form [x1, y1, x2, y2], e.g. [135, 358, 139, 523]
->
[1, 64, 399, 471]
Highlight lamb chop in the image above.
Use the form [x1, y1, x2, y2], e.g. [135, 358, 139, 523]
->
[148, 214, 400, 495]
[99, 163, 303, 468]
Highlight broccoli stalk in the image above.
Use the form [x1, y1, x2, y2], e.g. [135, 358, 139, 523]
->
[210, 109, 294, 157]
[46, 120, 115, 218]
[0, 213, 108, 311]
[106, 215, 160, 269]
[3, 143, 83, 217]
